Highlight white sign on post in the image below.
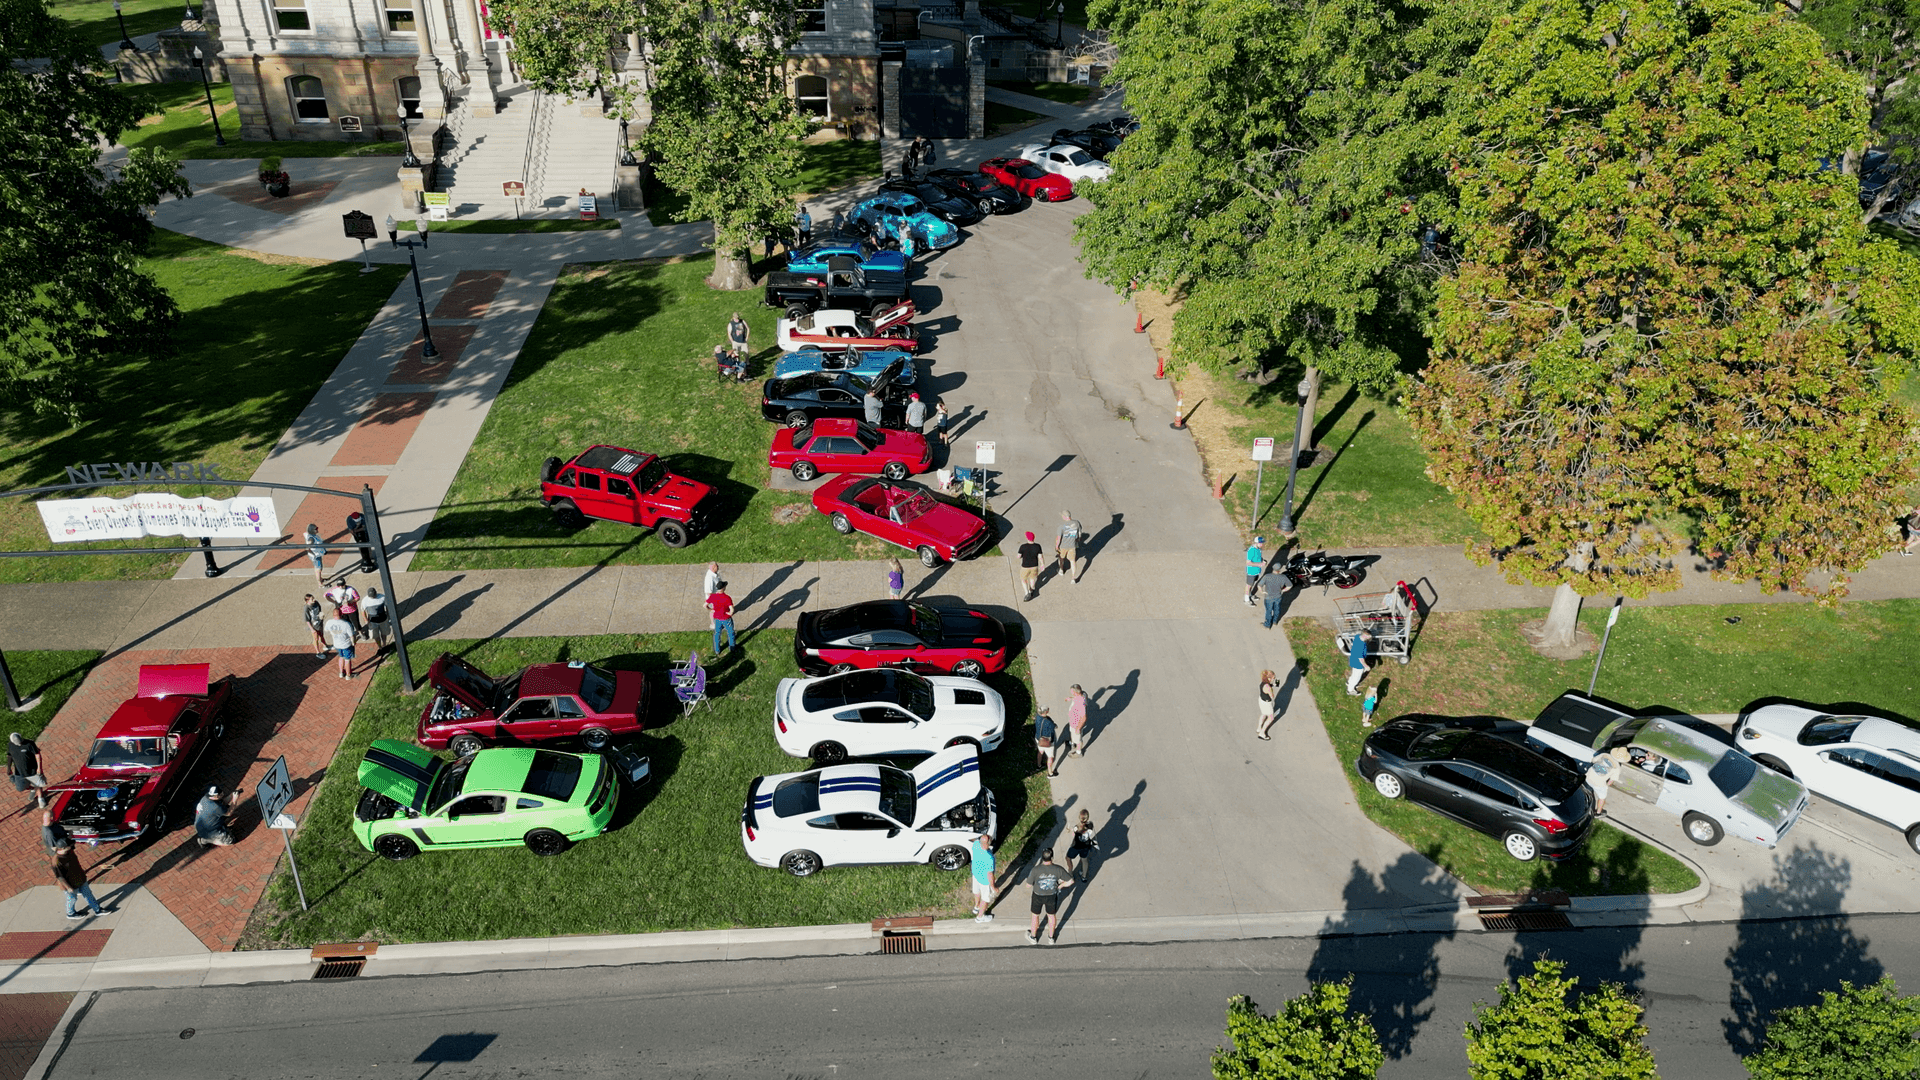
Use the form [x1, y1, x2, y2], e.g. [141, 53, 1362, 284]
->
[973, 441, 996, 465]
[1251, 437, 1275, 461]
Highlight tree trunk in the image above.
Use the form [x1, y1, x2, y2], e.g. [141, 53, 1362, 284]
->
[707, 222, 753, 290]
[1538, 543, 1594, 648]
[1302, 367, 1322, 451]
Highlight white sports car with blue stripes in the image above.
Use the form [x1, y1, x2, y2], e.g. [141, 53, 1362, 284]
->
[773, 668, 1005, 763]
[740, 744, 997, 876]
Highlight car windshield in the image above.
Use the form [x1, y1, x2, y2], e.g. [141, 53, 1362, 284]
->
[1407, 729, 1473, 762]
[428, 757, 472, 813]
[1800, 717, 1863, 745]
[634, 458, 667, 492]
[894, 492, 940, 523]
[523, 751, 584, 801]
[1065, 149, 1092, 165]
[88, 737, 164, 768]
[851, 422, 882, 451]
[578, 666, 616, 712]
[1708, 751, 1760, 798]
[1016, 165, 1046, 178]
[878, 766, 917, 824]
[895, 196, 926, 214]
[906, 602, 942, 646]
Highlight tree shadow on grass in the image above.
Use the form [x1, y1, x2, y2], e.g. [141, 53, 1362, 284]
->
[1290, 410, 1375, 525]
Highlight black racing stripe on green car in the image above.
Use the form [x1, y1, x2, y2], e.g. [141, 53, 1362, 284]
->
[365, 745, 436, 786]
[410, 827, 435, 846]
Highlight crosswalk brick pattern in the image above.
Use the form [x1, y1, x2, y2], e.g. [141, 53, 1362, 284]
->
[388, 324, 475, 385]
[0, 647, 366, 951]
[331, 394, 438, 467]
[430, 269, 507, 319]
[258, 477, 389, 575]
[0, 930, 111, 960]
[0, 992, 72, 1080]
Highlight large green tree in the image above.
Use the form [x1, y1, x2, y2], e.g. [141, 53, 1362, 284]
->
[1795, 0, 1920, 210]
[1406, 0, 1920, 644]
[0, 0, 190, 421]
[1465, 958, 1658, 1080]
[1077, 0, 1496, 402]
[1744, 977, 1920, 1080]
[1211, 982, 1384, 1080]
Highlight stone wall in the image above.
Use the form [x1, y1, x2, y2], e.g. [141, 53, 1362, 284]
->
[230, 52, 419, 142]
[787, 53, 881, 139]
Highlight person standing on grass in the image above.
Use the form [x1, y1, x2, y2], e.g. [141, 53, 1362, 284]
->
[1055, 511, 1084, 585]
[970, 832, 996, 923]
[886, 558, 905, 600]
[1361, 685, 1379, 728]
[8, 732, 47, 810]
[304, 524, 327, 585]
[1034, 707, 1063, 776]
[1024, 849, 1074, 945]
[1017, 532, 1044, 601]
[1066, 684, 1089, 757]
[302, 593, 327, 657]
[707, 581, 736, 655]
[50, 839, 105, 921]
[1256, 669, 1279, 741]
[1346, 630, 1372, 696]
[324, 606, 357, 680]
[1244, 536, 1265, 606]
[728, 312, 750, 358]
[363, 587, 392, 654]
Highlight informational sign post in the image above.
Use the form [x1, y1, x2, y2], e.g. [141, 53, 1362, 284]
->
[255, 756, 307, 911]
[578, 190, 599, 221]
[502, 180, 526, 220]
[1588, 597, 1626, 697]
[973, 441, 995, 516]
[422, 191, 451, 222]
[342, 210, 379, 273]
[1250, 437, 1275, 528]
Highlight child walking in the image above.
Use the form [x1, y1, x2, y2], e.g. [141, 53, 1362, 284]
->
[1361, 685, 1379, 727]
[886, 558, 905, 600]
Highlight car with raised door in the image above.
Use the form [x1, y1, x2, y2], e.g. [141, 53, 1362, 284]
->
[1734, 704, 1920, 854]
[539, 445, 711, 547]
[1525, 690, 1808, 847]
[353, 739, 620, 859]
[772, 347, 917, 384]
[740, 743, 996, 876]
[978, 157, 1074, 202]
[812, 475, 991, 567]
[775, 302, 918, 354]
[774, 667, 1006, 763]
[770, 417, 931, 482]
[1013, 142, 1113, 187]
[47, 663, 234, 844]
[794, 599, 1010, 678]
[418, 654, 647, 756]
[926, 168, 1026, 214]
[1357, 714, 1593, 862]
[760, 359, 913, 427]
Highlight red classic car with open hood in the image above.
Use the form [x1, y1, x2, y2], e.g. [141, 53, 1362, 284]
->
[48, 663, 234, 844]
[418, 654, 648, 756]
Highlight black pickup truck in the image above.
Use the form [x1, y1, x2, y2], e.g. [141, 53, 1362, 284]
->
[764, 255, 909, 318]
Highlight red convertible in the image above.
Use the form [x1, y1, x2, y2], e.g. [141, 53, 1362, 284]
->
[770, 417, 932, 482]
[979, 157, 1074, 202]
[776, 300, 919, 354]
[47, 664, 234, 844]
[813, 476, 992, 567]
[418, 654, 648, 756]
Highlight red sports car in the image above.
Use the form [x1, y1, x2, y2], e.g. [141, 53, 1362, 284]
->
[813, 476, 992, 567]
[794, 600, 1010, 678]
[770, 417, 932, 482]
[979, 157, 1074, 202]
[418, 654, 647, 756]
[47, 664, 234, 844]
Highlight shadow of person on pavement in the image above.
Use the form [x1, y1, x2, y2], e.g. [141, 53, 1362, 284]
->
[741, 577, 818, 643]
[736, 560, 803, 617]
[1079, 513, 1125, 576]
[1306, 853, 1462, 1060]
[1086, 670, 1140, 748]
[1723, 843, 1880, 1057]
[1096, 778, 1146, 864]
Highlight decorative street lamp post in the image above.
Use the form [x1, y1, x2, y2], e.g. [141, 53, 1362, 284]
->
[618, 119, 638, 167]
[387, 214, 438, 358]
[191, 47, 226, 146]
[399, 114, 421, 168]
[1277, 377, 1311, 536]
[113, 0, 136, 50]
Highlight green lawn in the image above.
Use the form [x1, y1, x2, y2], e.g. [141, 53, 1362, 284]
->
[0, 230, 408, 583]
[113, 83, 405, 160]
[646, 140, 883, 227]
[0, 652, 103, 744]
[1289, 597, 1920, 895]
[52, 0, 183, 45]
[986, 101, 1048, 135]
[246, 631, 1049, 946]
[411, 255, 985, 571]
[987, 79, 1094, 106]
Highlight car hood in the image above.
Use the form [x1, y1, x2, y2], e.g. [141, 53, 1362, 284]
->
[909, 744, 983, 826]
[936, 609, 1005, 649]
[1733, 765, 1807, 830]
[428, 654, 496, 713]
[358, 739, 445, 813]
[1738, 705, 1814, 741]
[650, 472, 710, 511]
[909, 502, 989, 549]
[929, 677, 1004, 726]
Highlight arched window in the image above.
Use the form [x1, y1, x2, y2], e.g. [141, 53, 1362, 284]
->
[397, 76, 423, 119]
[289, 76, 328, 121]
[794, 74, 828, 118]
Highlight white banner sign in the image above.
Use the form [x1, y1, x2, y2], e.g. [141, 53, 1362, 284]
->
[37, 493, 281, 543]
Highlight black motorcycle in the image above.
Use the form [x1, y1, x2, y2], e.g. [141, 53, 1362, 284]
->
[1282, 551, 1367, 590]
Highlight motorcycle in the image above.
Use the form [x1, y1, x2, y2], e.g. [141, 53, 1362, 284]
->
[1283, 551, 1367, 590]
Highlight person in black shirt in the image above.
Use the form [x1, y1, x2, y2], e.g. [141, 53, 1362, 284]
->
[8, 732, 46, 809]
[1017, 531, 1045, 600]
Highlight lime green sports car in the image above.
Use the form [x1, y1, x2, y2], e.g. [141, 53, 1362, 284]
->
[352, 739, 617, 859]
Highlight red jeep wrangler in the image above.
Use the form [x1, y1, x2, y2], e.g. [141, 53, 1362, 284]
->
[540, 446, 713, 548]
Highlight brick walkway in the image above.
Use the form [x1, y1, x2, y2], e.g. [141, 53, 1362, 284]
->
[0, 647, 366, 951]
[0, 992, 70, 1080]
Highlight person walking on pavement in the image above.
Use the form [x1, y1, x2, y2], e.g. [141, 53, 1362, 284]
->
[969, 832, 996, 922]
[903, 139, 921, 175]
[1066, 808, 1097, 876]
[1346, 629, 1373, 695]
[41, 808, 69, 854]
[1017, 531, 1045, 600]
[1244, 536, 1265, 605]
[1034, 707, 1063, 775]
[863, 388, 884, 426]
[301, 593, 327, 657]
[194, 785, 236, 847]
[1256, 669, 1280, 741]
[8, 732, 47, 809]
[362, 587, 392, 654]
[886, 558, 905, 600]
[703, 561, 722, 598]
[324, 606, 357, 679]
[831, 207, 847, 233]
[304, 524, 327, 585]
[905, 392, 927, 433]
[929, 402, 950, 445]
[1024, 849, 1074, 945]
[795, 205, 813, 246]
[1066, 684, 1089, 756]
[1056, 511, 1084, 584]
[727, 312, 750, 358]
[1361, 685, 1379, 727]
[50, 839, 105, 921]
[1257, 561, 1287, 629]
[707, 581, 736, 655]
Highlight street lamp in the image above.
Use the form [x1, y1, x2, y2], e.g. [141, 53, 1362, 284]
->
[398, 113, 420, 168]
[1277, 377, 1311, 535]
[387, 214, 438, 358]
[113, 0, 135, 50]
[1054, 0, 1064, 45]
[618, 119, 638, 166]
[191, 47, 225, 146]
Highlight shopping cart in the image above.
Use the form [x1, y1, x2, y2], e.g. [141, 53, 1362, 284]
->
[1333, 580, 1423, 665]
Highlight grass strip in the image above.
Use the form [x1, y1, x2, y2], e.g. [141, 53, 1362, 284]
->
[0, 652, 104, 744]
[114, 82, 405, 160]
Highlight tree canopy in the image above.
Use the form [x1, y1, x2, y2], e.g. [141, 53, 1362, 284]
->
[0, 0, 190, 421]
[1464, 958, 1658, 1080]
[1405, 0, 1920, 600]
[1743, 977, 1920, 1080]
[1211, 982, 1384, 1080]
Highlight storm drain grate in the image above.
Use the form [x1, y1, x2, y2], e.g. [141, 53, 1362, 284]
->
[880, 931, 926, 954]
[312, 958, 367, 979]
[1478, 910, 1573, 932]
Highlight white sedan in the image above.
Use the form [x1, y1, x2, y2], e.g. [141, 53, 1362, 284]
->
[774, 668, 1005, 762]
[1735, 704, 1920, 854]
[1013, 142, 1113, 187]
[740, 744, 997, 876]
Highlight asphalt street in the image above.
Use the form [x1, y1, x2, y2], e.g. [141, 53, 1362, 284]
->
[38, 917, 1915, 1079]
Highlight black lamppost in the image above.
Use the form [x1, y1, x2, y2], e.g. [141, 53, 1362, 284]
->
[113, 0, 136, 50]
[191, 47, 225, 146]
[399, 114, 421, 168]
[1054, 0, 1064, 45]
[387, 214, 438, 358]
[1277, 376, 1311, 535]
[618, 119, 638, 166]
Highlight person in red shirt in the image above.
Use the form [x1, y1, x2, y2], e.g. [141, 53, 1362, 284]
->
[706, 582, 735, 655]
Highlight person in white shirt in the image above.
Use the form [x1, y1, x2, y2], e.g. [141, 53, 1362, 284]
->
[323, 608, 357, 679]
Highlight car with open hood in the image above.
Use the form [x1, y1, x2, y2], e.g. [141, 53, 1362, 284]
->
[773, 667, 1006, 763]
[417, 654, 647, 756]
[1734, 704, 1920, 855]
[48, 663, 234, 845]
[1525, 690, 1808, 847]
[353, 739, 619, 859]
[776, 301, 918, 354]
[740, 743, 996, 875]
[760, 359, 913, 428]
[794, 599, 1010, 678]
[812, 475, 992, 567]
[538, 445, 712, 547]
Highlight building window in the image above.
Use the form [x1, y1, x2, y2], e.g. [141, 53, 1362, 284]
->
[796, 2, 825, 32]
[794, 75, 828, 118]
[385, 0, 416, 32]
[398, 76, 423, 118]
[289, 76, 328, 121]
[274, 0, 310, 31]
